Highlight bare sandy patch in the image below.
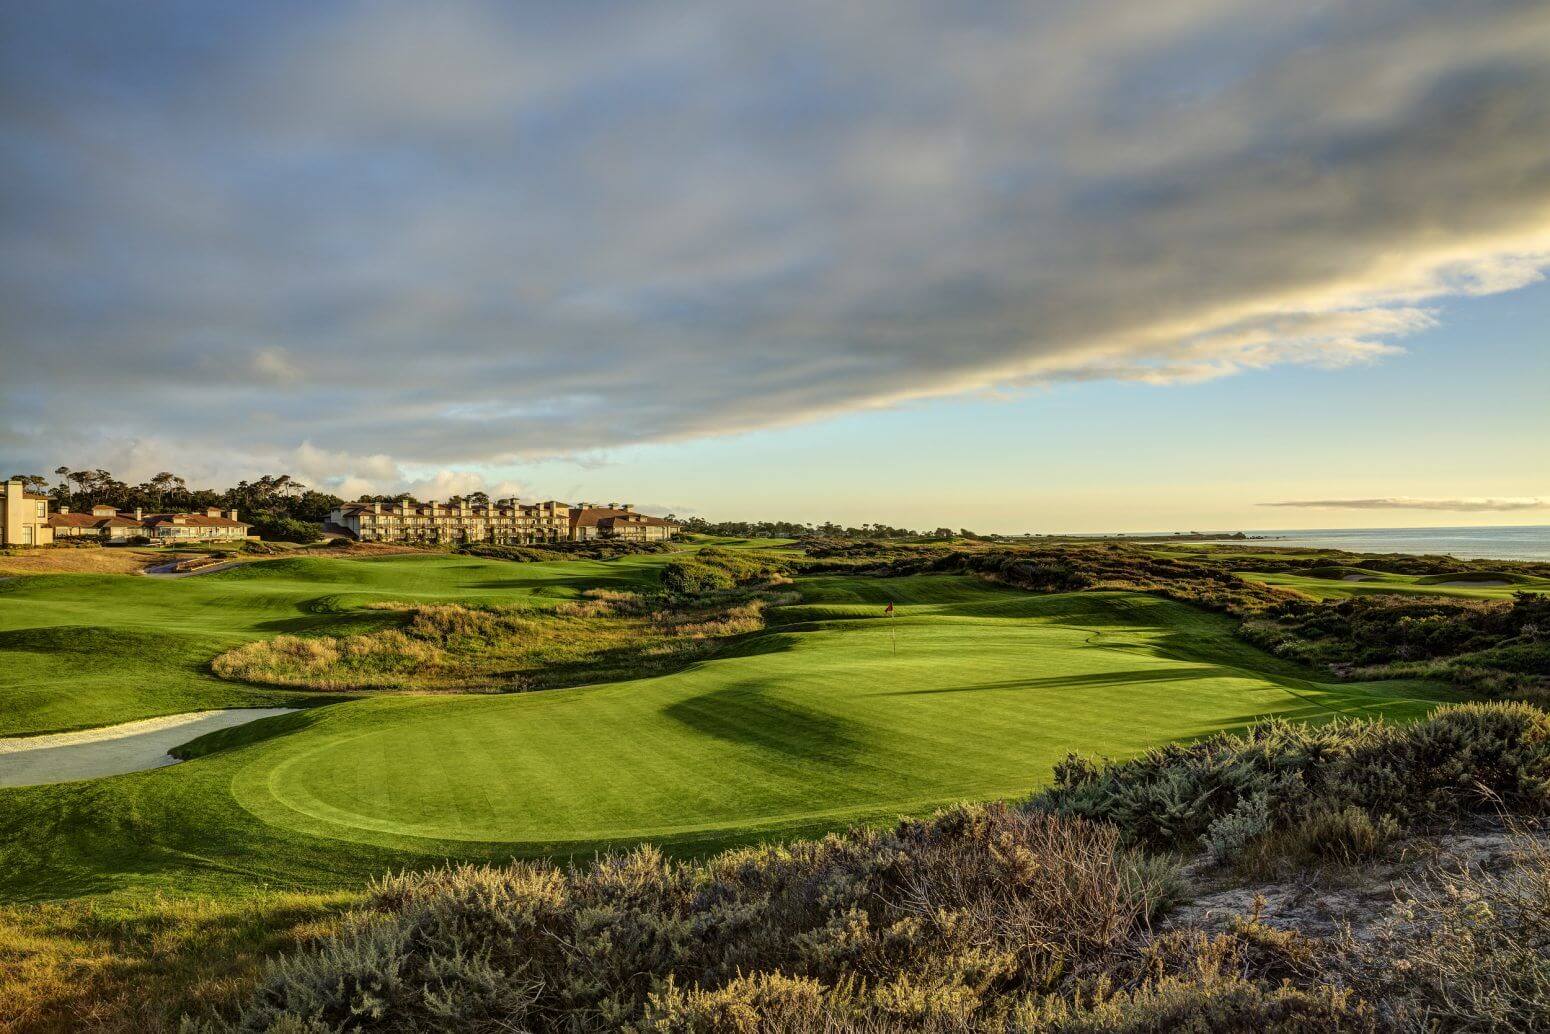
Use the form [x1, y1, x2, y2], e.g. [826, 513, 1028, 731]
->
[0, 708, 298, 786]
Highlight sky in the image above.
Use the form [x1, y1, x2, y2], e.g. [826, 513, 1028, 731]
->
[1, 0, 1547, 532]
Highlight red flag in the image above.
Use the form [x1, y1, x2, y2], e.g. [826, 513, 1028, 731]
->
[885, 602, 894, 615]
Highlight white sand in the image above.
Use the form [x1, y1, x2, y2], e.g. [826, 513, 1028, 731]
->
[0, 708, 297, 787]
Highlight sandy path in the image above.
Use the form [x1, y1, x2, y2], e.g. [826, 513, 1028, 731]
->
[0, 708, 297, 787]
[142, 558, 252, 578]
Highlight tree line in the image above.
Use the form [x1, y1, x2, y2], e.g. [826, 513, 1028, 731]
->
[6, 468, 344, 543]
[675, 516, 975, 540]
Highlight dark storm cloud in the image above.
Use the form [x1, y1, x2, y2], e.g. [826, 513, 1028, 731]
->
[3, 0, 1549, 486]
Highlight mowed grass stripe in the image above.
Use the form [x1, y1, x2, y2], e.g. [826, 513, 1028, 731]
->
[2, 555, 1462, 899]
[225, 586, 1453, 847]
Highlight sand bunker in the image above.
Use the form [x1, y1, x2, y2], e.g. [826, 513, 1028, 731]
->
[1341, 574, 1378, 582]
[0, 708, 297, 787]
[1431, 579, 1511, 588]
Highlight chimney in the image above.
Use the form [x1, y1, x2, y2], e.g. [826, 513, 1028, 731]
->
[621, 503, 633, 512]
[227, 508, 239, 522]
[60, 505, 69, 514]
[372, 501, 382, 514]
[207, 507, 222, 518]
[134, 507, 143, 521]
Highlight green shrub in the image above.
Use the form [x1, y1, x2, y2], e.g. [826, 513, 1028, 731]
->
[661, 548, 786, 594]
[661, 558, 738, 593]
[1031, 702, 1550, 857]
[1201, 793, 1272, 865]
[1290, 806, 1400, 865]
[1244, 592, 1550, 698]
[246, 513, 324, 544]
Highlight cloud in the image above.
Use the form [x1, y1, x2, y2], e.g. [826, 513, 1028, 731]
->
[249, 347, 302, 383]
[402, 470, 523, 501]
[2, 1, 1550, 476]
[1262, 497, 1549, 512]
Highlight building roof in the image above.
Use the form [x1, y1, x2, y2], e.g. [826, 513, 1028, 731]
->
[140, 512, 248, 528]
[569, 506, 678, 529]
[48, 512, 139, 530]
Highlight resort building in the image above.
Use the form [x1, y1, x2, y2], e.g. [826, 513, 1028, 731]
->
[325, 499, 678, 546]
[46, 505, 250, 543]
[48, 504, 146, 542]
[0, 479, 53, 547]
[139, 508, 250, 542]
[570, 504, 678, 542]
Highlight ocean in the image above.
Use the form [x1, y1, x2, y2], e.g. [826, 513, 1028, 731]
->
[1194, 525, 1550, 562]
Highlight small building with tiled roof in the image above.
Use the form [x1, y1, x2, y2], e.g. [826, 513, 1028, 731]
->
[47, 505, 250, 543]
[569, 504, 678, 542]
[48, 505, 146, 542]
[137, 508, 249, 542]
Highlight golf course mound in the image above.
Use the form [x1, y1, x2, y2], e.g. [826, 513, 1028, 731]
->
[1415, 571, 1531, 587]
[217, 579, 1451, 853]
[1304, 565, 1384, 582]
[0, 554, 1461, 896]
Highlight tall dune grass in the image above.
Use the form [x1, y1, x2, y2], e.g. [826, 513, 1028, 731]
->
[211, 591, 773, 693]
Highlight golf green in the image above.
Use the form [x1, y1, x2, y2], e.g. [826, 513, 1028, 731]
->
[0, 555, 1458, 898]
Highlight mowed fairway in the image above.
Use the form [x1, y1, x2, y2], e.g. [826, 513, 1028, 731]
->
[230, 578, 1450, 851]
[0, 552, 675, 736]
[0, 555, 1459, 898]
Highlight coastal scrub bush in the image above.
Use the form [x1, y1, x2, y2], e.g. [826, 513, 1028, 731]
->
[458, 540, 675, 562]
[1241, 591, 1550, 700]
[661, 547, 786, 594]
[810, 544, 1294, 616]
[1336, 829, 1550, 1031]
[199, 806, 1178, 1032]
[211, 594, 773, 693]
[245, 513, 325, 544]
[1031, 701, 1550, 858]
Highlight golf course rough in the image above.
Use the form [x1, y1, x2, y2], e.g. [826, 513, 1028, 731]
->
[0, 552, 1457, 898]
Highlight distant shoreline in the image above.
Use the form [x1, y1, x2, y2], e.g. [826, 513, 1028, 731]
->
[1025, 524, 1550, 563]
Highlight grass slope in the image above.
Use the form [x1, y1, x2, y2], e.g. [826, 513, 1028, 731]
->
[1237, 568, 1550, 601]
[0, 552, 675, 736]
[0, 565, 1456, 902]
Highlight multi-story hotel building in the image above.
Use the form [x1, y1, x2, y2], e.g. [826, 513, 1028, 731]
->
[325, 499, 678, 546]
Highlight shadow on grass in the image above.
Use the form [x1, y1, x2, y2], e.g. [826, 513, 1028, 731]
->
[663, 680, 867, 765]
[170, 704, 343, 761]
[874, 666, 1215, 697]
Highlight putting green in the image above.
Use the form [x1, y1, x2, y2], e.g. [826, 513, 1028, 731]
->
[223, 578, 1449, 850]
[0, 556, 1459, 898]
